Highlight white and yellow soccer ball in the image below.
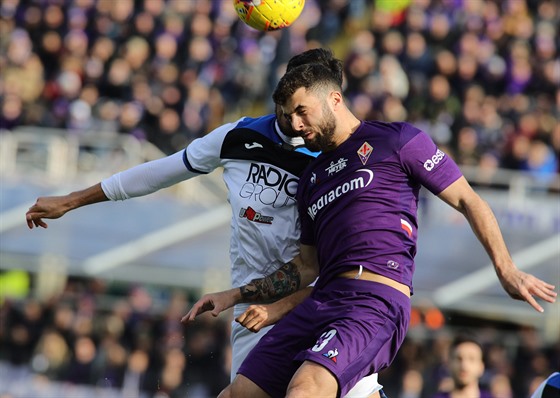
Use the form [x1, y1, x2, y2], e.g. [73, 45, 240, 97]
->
[233, 0, 305, 31]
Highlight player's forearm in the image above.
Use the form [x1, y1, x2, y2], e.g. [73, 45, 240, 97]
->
[239, 260, 303, 303]
[67, 183, 110, 211]
[270, 287, 313, 319]
[461, 195, 513, 274]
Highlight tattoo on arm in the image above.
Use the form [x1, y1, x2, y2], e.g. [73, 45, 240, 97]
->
[240, 261, 301, 302]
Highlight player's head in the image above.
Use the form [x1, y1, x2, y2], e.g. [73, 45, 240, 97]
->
[273, 63, 343, 151]
[448, 333, 485, 390]
[286, 48, 343, 86]
[276, 48, 343, 139]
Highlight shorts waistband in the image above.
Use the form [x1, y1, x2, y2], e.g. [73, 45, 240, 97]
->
[336, 266, 410, 297]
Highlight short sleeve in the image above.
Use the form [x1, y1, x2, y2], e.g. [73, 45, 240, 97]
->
[399, 124, 462, 195]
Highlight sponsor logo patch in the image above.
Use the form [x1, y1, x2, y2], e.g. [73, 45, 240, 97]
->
[245, 142, 264, 149]
[323, 348, 339, 363]
[423, 149, 445, 171]
[326, 158, 348, 175]
[239, 206, 274, 224]
[307, 169, 373, 220]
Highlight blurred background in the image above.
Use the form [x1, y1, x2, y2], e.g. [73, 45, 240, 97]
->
[0, 0, 558, 397]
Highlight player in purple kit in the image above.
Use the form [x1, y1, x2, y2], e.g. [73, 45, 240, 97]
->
[221, 61, 557, 397]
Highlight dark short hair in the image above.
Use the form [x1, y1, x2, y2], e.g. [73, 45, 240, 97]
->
[273, 63, 342, 105]
[286, 48, 343, 86]
[451, 332, 483, 353]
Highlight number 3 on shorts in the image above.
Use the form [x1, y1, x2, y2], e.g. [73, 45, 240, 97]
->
[311, 329, 337, 352]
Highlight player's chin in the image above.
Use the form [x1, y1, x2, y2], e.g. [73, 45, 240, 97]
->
[303, 137, 321, 152]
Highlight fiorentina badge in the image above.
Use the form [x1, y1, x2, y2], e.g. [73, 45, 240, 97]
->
[357, 142, 373, 165]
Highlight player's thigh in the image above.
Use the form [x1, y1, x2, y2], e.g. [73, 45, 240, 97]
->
[286, 360, 338, 398]
[219, 374, 271, 398]
[238, 298, 320, 396]
[230, 321, 272, 379]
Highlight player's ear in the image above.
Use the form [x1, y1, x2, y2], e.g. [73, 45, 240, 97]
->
[330, 91, 343, 109]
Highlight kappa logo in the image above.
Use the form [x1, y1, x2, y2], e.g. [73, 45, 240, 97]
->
[239, 206, 274, 224]
[245, 142, 264, 149]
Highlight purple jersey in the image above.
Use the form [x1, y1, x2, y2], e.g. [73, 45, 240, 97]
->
[297, 121, 462, 291]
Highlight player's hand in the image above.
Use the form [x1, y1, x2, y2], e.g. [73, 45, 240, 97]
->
[236, 303, 283, 333]
[26, 196, 71, 229]
[181, 289, 239, 324]
[498, 267, 556, 312]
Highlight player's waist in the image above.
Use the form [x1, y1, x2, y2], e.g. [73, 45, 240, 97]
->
[336, 266, 410, 297]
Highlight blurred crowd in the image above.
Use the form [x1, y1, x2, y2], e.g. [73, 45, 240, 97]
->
[0, 0, 558, 182]
[0, 277, 232, 398]
[0, 276, 558, 398]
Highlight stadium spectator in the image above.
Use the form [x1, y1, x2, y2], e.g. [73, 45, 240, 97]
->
[0, 0, 557, 192]
[432, 334, 493, 398]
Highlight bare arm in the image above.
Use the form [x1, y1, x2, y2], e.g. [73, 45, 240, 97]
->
[26, 183, 109, 229]
[236, 287, 313, 333]
[438, 176, 557, 312]
[181, 245, 319, 323]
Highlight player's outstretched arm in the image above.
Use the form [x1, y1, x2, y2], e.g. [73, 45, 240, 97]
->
[26, 183, 109, 229]
[236, 286, 313, 333]
[181, 245, 319, 324]
[26, 150, 194, 229]
[437, 176, 557, 312]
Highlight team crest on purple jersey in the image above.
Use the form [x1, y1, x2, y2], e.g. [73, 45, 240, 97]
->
[357, 142, 373, 165]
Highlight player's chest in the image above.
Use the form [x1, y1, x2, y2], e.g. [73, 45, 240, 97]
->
[303, 146, 402, 202]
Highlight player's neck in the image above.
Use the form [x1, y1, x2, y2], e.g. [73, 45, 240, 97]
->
[334, 111, 361, 147]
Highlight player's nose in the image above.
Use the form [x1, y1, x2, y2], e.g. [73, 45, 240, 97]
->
[291, 115, 304, 132]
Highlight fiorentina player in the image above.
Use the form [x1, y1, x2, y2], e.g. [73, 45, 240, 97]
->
[215, 60, 557, 398]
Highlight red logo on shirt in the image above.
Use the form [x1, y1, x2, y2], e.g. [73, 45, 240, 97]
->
[357, 142, 373, 165]
[239, 207, 274, 224]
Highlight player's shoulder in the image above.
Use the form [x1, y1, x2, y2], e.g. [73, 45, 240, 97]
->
[235, 114, 277, 136]
[531, 372, 560, 398]
[362, 120, 422, 138]
[361, 120, 425, 149]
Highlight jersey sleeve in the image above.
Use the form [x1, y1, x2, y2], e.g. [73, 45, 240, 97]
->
[101, 150, 197, 200]
[186, 118, 244, 173]
[399, 123, 462, 195]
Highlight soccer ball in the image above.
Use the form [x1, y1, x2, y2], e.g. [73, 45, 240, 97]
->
[233, 0, 305, 31]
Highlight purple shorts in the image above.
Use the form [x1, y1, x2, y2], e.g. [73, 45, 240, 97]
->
[238, 278, 410, 397]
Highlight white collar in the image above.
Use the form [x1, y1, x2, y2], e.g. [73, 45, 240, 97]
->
[274, 119, 305, 148]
